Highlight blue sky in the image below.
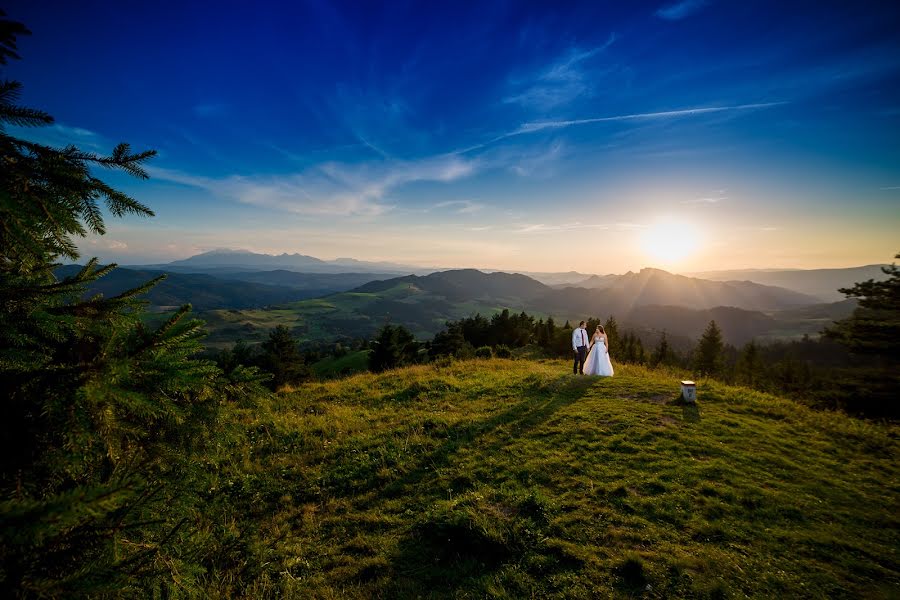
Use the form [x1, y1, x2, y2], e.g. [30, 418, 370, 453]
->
[5, 0, 900, 272]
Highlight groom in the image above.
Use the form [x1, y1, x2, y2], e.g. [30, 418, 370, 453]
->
[572, 320, 589, 375]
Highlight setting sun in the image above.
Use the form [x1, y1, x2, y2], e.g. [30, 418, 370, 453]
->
[639, 219, 702, 264]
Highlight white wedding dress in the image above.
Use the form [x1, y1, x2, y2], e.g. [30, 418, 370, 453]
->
[584, 336, 614, 377]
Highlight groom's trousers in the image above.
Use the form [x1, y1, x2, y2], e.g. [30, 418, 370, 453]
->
[573, 345, 588, 374]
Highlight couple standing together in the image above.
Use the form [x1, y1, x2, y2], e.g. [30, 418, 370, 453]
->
[572, 321, 615, 377]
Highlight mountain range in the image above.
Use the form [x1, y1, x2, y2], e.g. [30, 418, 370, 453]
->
[54, 265, 316, 311]
[687, 265, 888, 302]
[136, 249, 889, 303]
[70, 249, 881, 348]
[145, 249, 427, 275]
[196, 268, 856, 348]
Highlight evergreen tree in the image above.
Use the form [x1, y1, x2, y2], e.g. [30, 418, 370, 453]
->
[603, 315, 620, 350]
[260, 325, 309, 389]
[652, 331, 671, 367]
[824, 254, 900, 414]
[555, 320, 574, 356]
[545, 316, 557, 344]
[694, 320, 725, 377]
[736, 340, 761, 387]
[535, 318, 548, 347]
[369, 323, 418, 372]
[430, 321, 465, 358]
[634, 335, 646, 364]
[825, 255, 900, 361]
[0, 15, 265, 595]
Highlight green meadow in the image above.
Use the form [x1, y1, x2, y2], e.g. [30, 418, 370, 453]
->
[218, 358, 899, 598]
[199, 285, 508, 348]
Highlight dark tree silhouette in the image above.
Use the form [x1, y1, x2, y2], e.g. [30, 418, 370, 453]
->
[0, 14, 264, 595]
[694, 320, 725, 377]
[260, 325, 310, 389]
[369, 323, 418, 372]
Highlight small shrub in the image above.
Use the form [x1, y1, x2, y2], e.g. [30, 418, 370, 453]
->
[455, 342, 476, 360]
[495, 345, 513, 359]
[475, 346, 493, 359]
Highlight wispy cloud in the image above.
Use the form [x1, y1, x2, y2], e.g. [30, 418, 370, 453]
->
[682, 191, 727, 204]
[503, 35, 618, 110]
[433, 200, 484, 214]
[9, 123, 104, 149]
[513, 222, 645, 234]
[656, 0, 709, 20]
[879, 185, 900, 190]
[149, 153, 478, 217]
[509, 141, 566, 178]
[452, 102, 785, 155]
[510, 102, 785, 137]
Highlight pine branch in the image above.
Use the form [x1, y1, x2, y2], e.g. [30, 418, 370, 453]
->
[0, 102, 53, 128]
[108, 274, 166, 303]
[0, 12, 30, 66]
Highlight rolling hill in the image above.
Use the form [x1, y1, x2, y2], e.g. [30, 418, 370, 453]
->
[354, 269, 552, 304]
[198, 268, 838, 348]
[180, 269, 396, 293]
[687, 265, 889, 302]
[151, 249, 426, 274]
[55, 265, 316, 311]
[221, 358, 899, 597]
[543, 268, 820, 313]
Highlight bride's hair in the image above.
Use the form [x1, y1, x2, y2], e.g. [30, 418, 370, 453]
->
[597, 325, 605, 334]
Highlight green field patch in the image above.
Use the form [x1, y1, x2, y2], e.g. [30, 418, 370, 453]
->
[222, 359, 899, 597]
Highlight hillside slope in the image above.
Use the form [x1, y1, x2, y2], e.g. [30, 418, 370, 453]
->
[232, 360, 899, 598]
[547, 267, 819, 311]
[197, 268, 830, 348]
[55, 265, 313, 310]
[689, 265, 889, 302]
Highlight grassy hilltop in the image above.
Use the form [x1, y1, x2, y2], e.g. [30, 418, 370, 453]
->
[224, 359, 898, 598]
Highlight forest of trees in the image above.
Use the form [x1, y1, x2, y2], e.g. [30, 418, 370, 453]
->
[213, 260, 899, 418]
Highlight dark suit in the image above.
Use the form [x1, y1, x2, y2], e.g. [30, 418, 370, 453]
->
[573, 327, 589, 374]
[573, 345, 588, 374]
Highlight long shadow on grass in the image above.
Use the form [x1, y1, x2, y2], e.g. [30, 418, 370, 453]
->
[381, 374, 593, 501]
[317, 374, 595, 505]
[371, 375, 595, 594]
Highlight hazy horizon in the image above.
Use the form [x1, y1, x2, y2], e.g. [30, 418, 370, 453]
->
[7, 1, 899, 273]
[85, 246, 888, 278]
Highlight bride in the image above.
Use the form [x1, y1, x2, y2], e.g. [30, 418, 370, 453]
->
[584, 325, 614, 377]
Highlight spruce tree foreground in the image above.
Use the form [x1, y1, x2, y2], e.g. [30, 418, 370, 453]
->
[0, 15, 269, 596]
[0, 11, 897, 598]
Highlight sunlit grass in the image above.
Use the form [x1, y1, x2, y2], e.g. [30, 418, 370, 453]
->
[216, 358, 899, 598]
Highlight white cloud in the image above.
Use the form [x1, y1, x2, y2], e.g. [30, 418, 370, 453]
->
[509, 141, 565, 177]
[149, 152, 479, 217]
[8, 123, 104, 149]
[503, 35, 617, 110]
[656, 0, 709, 20]
[433, 200, 484, 214]
[681, 193, 727, 204]
[509, 102, 785, 138]
[515, 222, 610, 234]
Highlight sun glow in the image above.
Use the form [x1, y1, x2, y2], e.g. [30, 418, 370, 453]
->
[640, 218, 702, 265]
